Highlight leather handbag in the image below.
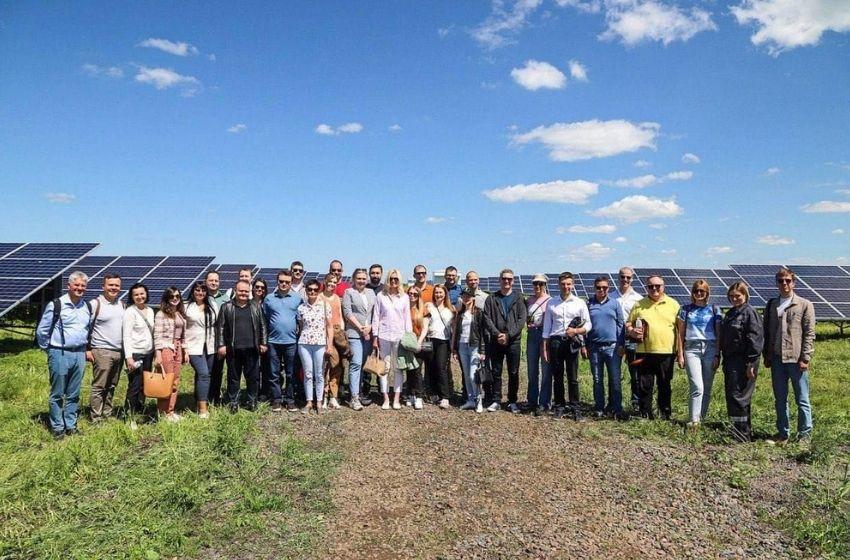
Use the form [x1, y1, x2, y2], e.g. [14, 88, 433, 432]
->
[363, 347, 386, 377]
[143, 363, 175, 399]
[417, 339, 434, 359]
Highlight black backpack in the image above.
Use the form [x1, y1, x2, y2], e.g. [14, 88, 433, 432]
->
[35, 298, 93, 348]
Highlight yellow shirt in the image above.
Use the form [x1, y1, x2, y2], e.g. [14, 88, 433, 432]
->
[628, 295, 680, 354]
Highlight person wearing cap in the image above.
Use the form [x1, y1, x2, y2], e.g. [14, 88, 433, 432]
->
[452, 287, 487, 412]
[613, 266, 643, 410]
[525, 274, 552, 414]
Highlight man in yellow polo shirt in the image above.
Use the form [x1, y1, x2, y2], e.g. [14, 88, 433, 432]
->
[626, 275, 680, 420]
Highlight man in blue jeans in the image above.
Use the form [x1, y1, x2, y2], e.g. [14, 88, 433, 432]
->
[586, 275, 625, 419]
[36, 271, 93, 439]
[263, 269, 303, 411]
[763, 267, 815, 444]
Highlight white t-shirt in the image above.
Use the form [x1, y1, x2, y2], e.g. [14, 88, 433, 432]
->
[459, 312, 472, 343]
[777, 295, 792, 317]
[426, 303, 454, 340]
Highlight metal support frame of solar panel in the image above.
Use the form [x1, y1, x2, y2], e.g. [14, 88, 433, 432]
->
[0, 243, 99, 319]
[144, 256, 215, 302]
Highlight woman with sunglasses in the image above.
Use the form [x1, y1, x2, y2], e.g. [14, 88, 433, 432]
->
[453, 288, 487, 412]
[525, 274, 551, 413]
[185, 281, 218, 418]
[297, 279, 333, 414]
[122, 282, 154, 420]
[153, 287, 188, 422]
[406, 284, 428, 409]
[676, 280, 723, 430]
[423, 284, 455, 409]
[251, 278, 272, 402]
[342, 268, 376, 411]
[371, 269, 413, 410]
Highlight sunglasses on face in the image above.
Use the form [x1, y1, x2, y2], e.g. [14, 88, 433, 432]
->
[777, 278, 793, 284]
[595, 286, 609, 291]
[278, 279, 291, 284]
[409, 292, 419, 297]
[693, 289, 707, 295]
[254, 286, 266, 291]
[414, 271, 426, 275]
[501, 277, 514, 282]
[533, 281, 545, 286]
[647, 284, 663, 290]
[389, 278, 400, 283]
[619, 275, 632, 280]
[306, 288, 318, 293]
[291, 268, 303, 273]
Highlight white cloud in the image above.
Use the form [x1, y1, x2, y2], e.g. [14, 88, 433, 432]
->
[207, 53, 216, 62]
[137, 38, 199, 57]
[800, 201, 850, 213]
[568, 242, 614, 261]
[568, 59, 589, 82]
[634, 159, 651, 168]
[591, 195, 683, 222]
[682, 152, 700, 164]
[731, 0, 850, 55]
[227, 123, 247, 134]
[660, 248, 677, 255]
[425, 216, 448, 224]
[471, 0, 544, 49]
[480, 80, 499, 90]
[833, 228, 845, 234]
[556, 0, 602, 13]
[438, 25, 454, 38]
[557, 224, 617, 234]
[45, 192, 76, 204]
[512, 119, 659, 162]
[134, 66, 201, 96]
[610, 174, 660, 188]
[483, 179, 598, 204]
[707, 246, 733, 254]
[511, 60, 567, 90]
[648, 223, 667, 229]
[837, 189, 850, 195]
[613, 236, 628, 242]
[765, 166, 781, 175]
[389, 124, 403, 132]
[757, 234, 795, 245]
[600, 1, 718, 46]
[82, 63, 124, 78]
[664, 170, 693, 181]
[315, 122, 364, 135]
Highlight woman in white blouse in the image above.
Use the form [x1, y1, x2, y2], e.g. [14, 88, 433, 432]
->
[184, 281, 218, 419]
[122, 282, 154, 419]
[525, 274, 552, 414]
[423, 284, 455, 409]
[297, 279, 333, 414]
[371, 269, 413, 410]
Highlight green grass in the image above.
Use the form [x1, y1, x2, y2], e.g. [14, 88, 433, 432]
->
[0, 335, 337, 560]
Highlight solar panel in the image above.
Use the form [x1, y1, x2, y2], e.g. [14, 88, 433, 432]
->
[788, 265, 848, 277]
[713, 269, 742, 279]
[815, 289, 850, 303]
[829, 303, 850, 317]
[634, 268, 675, 277]
[730, 264, 784, 275]
[76, 255, 119, 267]
[813, 302, 842, 319]
[109, 256, 166, 267]
[802, 277, 850, 290]
[11, 243, 98, 259]
[0, 258, 77, 277]
[148, 266, 208, 278]
[673, 268, 716, 276]
[0, 243, 24, 258]
[160, 256, 215, 267]
[216, 264, 257, 272]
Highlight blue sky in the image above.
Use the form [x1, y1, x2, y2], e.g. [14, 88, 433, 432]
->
[1, 0, 849, 275]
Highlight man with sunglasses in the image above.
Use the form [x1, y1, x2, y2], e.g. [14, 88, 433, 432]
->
[614, 267, 643, 410]
[587, 276, 624, 419]
[289, 261, 307, 298]
[262, 269, 303, 411]
[763, 267, 815, 444]
[412, 265, 434, 303]
[327, 260, 350, 297]
[482, 269, 528, 413]
[625, 275, 680, 420]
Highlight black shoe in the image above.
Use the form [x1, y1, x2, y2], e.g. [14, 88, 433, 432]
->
[52, 431, 65, 440]
[360, 395, 373, 407]
[65, 428, 79, 436]
[553, 406, 565, 419]
[229, 403, 239, 414]
[660, 412, 671, 421]
[245, 403, 257, 412]
[572, 408, 583, 422]
[271, 401, 283, 412]
[258, 394, 270, 403]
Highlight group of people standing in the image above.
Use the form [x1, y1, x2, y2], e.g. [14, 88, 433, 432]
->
[36, 260, 815, 444]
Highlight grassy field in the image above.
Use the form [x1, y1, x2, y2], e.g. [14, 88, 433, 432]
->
[0, 323, 847, 559]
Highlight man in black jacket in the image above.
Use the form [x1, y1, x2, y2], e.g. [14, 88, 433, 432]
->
[482, 269, 528, 412]
[216, 280, 268, 412]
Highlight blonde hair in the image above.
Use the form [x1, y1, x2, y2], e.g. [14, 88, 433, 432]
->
[690, 279, 711, 304]
[383, 268, 404, 295]
[727, 281, 750, 303]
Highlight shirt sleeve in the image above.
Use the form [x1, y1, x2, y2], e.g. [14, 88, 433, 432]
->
[35, 304, 54, 349]
[581, 301, 592, 334]
[542, 305, 553, 339]
[122, 309, 134, 356]
[370, 296, 381, 335]
[153, 311, 165, 350]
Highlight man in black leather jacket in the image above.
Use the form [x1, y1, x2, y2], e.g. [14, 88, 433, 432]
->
[482, 268, 528, 412]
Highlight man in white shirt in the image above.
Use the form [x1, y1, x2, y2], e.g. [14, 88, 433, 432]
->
[87, 274, 125, 422]
[464, 271, 488, 310]
[289, 260, 307, 298]
[542, 272, 591, 420]
[614, 266, 643, 410]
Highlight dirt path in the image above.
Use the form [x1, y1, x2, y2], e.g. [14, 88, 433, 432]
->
[263, 405, 806, 560]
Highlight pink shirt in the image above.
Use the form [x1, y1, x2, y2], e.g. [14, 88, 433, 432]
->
[372, 292, 412, 342]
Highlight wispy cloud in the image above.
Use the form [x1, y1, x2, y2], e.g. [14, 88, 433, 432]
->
[425, 216, 449, 224]
[388, 124, 403, 132]
[511, 60, 567, 90]
[137, 38, 199, 57]
[599, 0, 718, 46]
[800, 201, 850, 213]
[682, 152, 700, 164]
[471, 0, 544, 49]
[613, 236, 627, 242]
[227, 123, 247, 134]
[634, 159, 651, 168]
[314, 122, 364, 136]
[757, 234, 795, 245]
[568, 59, 588, 82]
[731, 0, 850, 55]
[833, 229, 845, 235]
[707, 246, 733, 254]
[660, 248, 677, 255]
[512, 119, 660, 162]
[567, 242, 613, 261]
[134, 66, 201, 96]
[556, 224, 617, 234]
[765, 166, 781, 175]
[45, 192, 76, 204]
[82, 63, 124, 79]
[603, 170, 692, 189]
[483, 179, 598, 204]
[590, 195, 683, 222]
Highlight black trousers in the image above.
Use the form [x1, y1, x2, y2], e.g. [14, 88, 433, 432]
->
[723, 354, 758, 441]
[636, 353, 674, 418]
[427, 339, 452, 400]
[258, 351, 271, 399]
[625, 347, 640, 405]
[226, 347, 260, 408]
[407, 363, 423, 398]
[124, 352, 152, 415]
[484, 339, 521, 405]
[547, 336, 580, 407]
[208, 353, 226, 405]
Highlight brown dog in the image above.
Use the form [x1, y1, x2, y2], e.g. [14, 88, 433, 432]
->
[323, 325, 351, 408]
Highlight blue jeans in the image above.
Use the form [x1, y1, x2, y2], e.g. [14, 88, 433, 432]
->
[298, 344, 326, 403]
[348, 335, 370, 398]
[771, 361, 813, 438]
[526, 327, 551, 408]
[189, 353, 214, 404]
[683, 340, 717, 423]
[268, 342, 298, 405]
[457, 341, 482, 402]
[588, 343, 622, 414]
[46, 348, 86, 433]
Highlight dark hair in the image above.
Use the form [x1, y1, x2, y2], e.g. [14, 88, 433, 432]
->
[369, 264, 383, 273]
[558, 271, 574, 282]
[239, 267, 253, 275]
[190, 281, 208, 298]
[329, 260, 343, 271]
[252, 278, 268, 291]
[126, 282, 149, 306]
[160, 286, 185, 317]
[205, 270, 219, 280]
[305, 279, 321, 291]
[277, 269, 292, 280]
[594, 275, 609, 286]
[102, 273, 122, 284]
[445, 266, 458, 274]
[775, 267, 796, 281]
[290, 260, 304, 269]
[352, 268, 367, 277]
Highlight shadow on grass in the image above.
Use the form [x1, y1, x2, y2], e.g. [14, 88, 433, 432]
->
[0, 337, 36, 356]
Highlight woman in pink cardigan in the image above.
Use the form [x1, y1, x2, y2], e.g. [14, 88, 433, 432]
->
[371, 268, 413, 410]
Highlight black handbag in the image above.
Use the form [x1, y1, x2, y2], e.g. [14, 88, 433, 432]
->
[417, 339, 434, 359]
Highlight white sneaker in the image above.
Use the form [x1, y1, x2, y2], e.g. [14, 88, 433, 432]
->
[507, 403, 520, 414]
[405, 396, 413, 407]
[351, 398, 363, 411]
[381, 400, 391, 410]
[439, 399, 450, 409]
[329, 397, 340, 409]
[128, 420, 139, 431]
[476, 399, 484, 413]
[198, 411, 210, 419]
[460, 400, 476, 411]
[486, 402, 501, 412]
[165, 413, 181, 423]
[414, 397, 423, 410]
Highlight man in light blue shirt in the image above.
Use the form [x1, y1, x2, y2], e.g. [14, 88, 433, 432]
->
[263, 269, 303, 411]
[587, 276, 625, 418]
[35, 271, 93, 439]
